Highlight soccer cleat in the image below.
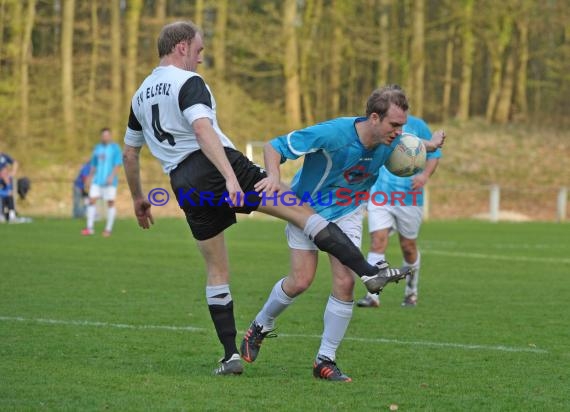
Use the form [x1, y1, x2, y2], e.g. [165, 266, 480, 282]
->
[81, 228, 94, 236]
[313, 356, 352, 382]
[361, 260, 410, 294]
[240, 320, 277, 363]
[213, 353, 244, 376]
[356, 294, 380, 308]
[102, 230, 112, 237]
[402, 293, 418, 307]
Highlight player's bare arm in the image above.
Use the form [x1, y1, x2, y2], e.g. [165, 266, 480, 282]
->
[423, 130, 446, 152]
[254, 143, 282, 196]
[123, 144, 154, 229]
[412, 158, 440, 190]
[193, 117, 244, 207]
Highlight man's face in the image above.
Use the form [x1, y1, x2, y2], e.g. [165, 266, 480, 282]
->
[182, 33, 204, 72]
[101, 130, 112, 144]
[371, 105, 407, 146]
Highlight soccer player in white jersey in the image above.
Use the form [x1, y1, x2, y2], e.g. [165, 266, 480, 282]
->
[122, 21, 408, 376]
[82, 128, 122, 237]
[240, 87, 445, 381]
[357, 115, 443, 308]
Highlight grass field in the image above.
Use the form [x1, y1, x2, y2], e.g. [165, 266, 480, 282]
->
[1, 218, 569, 411]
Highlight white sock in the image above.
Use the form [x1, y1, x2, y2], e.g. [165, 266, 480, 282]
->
[302, 214, 329, 240]
[403, 252, 421, 296]
[105, 206, 116, 232]
[86, 204, 96, 230]
[8, 210, 16, 220]
[206, 284, 232, 305]
[367, 251, 385, 265]
[317, 295, 353, 362]
[255, 278, 294, 331]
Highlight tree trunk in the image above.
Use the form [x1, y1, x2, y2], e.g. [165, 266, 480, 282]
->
[195, 0, 204, 29]
[300, 0, 323, 124]
[515, 17, 529, 120]
[19, 0, 36, 148]
[87, 0, 99, 143]
[485, 15, 513, 122]
[399, 0, 411, 92]
[457, 0, 474, 121]
[213, 0, 228, 79]
[410, 0, 425, 116]
[283, 0, 301, 130]
[110, 0, 121, 132]
[330, 0, 345, 116]
[376, 0, 391, 87]
[0, 0, 6, 71]
[442, 22, 455, 122]
[125, 0, 143, 107]
[9, 0, 22, 79]
[155, 0, 166, 24]
[494, 48, 515, 123]
[61, 0, 75, 151]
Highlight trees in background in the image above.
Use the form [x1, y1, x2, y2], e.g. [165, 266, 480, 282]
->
[0, 0, 568, 159]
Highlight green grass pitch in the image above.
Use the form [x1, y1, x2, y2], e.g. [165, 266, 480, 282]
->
[1, 218, 569, 411]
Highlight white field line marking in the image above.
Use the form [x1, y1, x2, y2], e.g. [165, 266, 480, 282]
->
[423, 250, 570, 265]
[0, 316, 548, 354]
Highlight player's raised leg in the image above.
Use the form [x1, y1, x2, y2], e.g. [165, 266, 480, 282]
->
[257, 199, 407, 294]
[197, 232, 243, 375]
[241, 248, 317, 363]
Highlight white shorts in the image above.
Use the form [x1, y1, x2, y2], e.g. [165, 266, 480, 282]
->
[89, 184, 117, 201]
[367, 203, 423, 239]
[285, 207, 364, 250]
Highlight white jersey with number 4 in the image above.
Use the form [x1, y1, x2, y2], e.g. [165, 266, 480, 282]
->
[124, 65, 235, 173]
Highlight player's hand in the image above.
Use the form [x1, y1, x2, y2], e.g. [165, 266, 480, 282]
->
[411, 173, 428, 190]
[226, 178, 244, 208]
[133, 197, 154, 229]
[431, 130, 446, 148]
[106, 176, 114, 186]
[254, 175, 281, 196]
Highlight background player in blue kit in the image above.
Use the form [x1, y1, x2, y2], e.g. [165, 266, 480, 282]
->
[0, 151, 19, 223]
[240, 87, 445, 381]
[357, 114, 443, 308]
[82, 128, 122, 237]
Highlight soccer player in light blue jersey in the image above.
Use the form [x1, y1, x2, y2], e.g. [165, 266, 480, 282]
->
[241, 86, 445, 381]
[357, 114, 443, 308]
[82, 128, 122, 236]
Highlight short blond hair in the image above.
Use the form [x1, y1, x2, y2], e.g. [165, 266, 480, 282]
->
[157, 21, 200, 58]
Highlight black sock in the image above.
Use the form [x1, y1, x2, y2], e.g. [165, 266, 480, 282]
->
[312, 222, 378, 278]
[207, 298, 238, 360]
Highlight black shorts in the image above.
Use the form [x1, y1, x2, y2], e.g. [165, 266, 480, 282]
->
[169, 147, 267, 240]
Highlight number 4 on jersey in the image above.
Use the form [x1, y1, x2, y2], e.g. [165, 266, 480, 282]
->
[151, 104, 175, 146]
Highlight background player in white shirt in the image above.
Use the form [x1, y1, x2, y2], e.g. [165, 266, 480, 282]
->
[123, 21, 407, 376]
[357, 115, 443, 308]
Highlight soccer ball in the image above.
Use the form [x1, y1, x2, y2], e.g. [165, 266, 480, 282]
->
[385, 133, 427, 177]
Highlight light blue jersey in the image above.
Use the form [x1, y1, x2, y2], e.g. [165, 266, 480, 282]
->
[90, 143, 122, 187]
[271, 117, 397, 220]
[370, 115, 441, 206]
